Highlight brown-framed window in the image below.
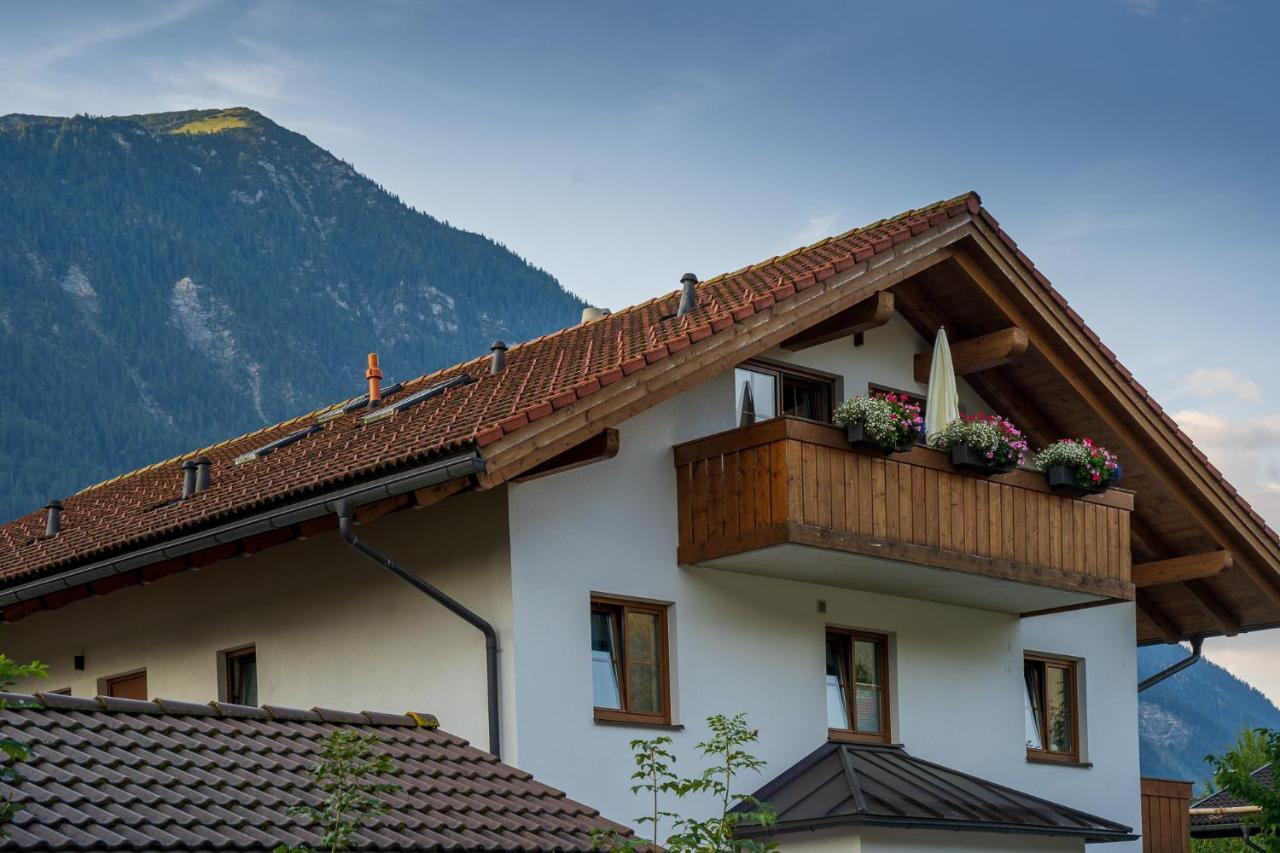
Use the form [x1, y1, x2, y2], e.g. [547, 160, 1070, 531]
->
[1024, 655, 1080, 762]
[736, 362, 835, 425]
[591, 595, 671, 724]
[825, 629, 890, 743]
[105, 670, 147, 700]
[223, 646, 258, 706]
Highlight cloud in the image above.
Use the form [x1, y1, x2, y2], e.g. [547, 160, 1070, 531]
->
[1184, 367, 1262, 402]
[1122, 0, 1160, 15]
[1173, 410, 1280, 448]
[1172, 408, 1280, 531]
[783, 211, 845, 253]
[22, 0, 210, 70]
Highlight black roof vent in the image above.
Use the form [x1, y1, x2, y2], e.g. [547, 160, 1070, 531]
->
[181, 460, 198, 499]
[490, 341, 507, 375]
[194, 456, 212, 493]
[44, 500, 63, 537]
[677, 273, 698, 317]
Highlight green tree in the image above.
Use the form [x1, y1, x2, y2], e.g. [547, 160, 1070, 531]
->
[1202, 727, 1280, 851]
[0, 652, 48, 835]
[596, 713, 777, 852]
[277, 730, 400, 853]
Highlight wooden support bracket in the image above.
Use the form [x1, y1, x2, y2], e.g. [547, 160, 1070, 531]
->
[1133, 550, 1233, 587]
[913, 326, 1029, 383]
[780, 291, 894, 351]
[513, 428, 620, 482]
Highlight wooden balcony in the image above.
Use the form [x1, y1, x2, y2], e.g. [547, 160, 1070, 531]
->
[674, 418, 1134, 614]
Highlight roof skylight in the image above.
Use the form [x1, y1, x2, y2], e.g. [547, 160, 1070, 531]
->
[234, 424, 324, 466]
[361, 374, 472, 425]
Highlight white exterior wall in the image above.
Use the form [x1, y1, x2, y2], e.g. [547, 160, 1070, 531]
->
[4, 488, 517, 757]
[507, 320, 1142, 848]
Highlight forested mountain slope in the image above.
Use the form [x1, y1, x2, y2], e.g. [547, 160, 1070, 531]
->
[1138, 644, 1280, 789]
[0, 107, 584, 521]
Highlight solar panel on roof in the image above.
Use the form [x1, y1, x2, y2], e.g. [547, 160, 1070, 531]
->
[361, 374, 472, 424]
[233, 424, 324, 465]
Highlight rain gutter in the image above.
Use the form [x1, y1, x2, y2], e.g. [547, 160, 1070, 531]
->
[1137, 637, 1204, 693]
[337, 501, 501, 758]
[0, 451, 484, 608]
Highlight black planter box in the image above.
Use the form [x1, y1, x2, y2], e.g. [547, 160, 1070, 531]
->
[1045, 463, 1107, 496]
[950, 444, 1016, 475]
[844, 423, 911, 454]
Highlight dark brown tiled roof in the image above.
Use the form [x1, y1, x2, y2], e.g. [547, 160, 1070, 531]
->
[1, 189, 1276, 603]
[1189, 763, 1271, 837]
[734, 742, 1135, 843]
[0, 691, 628, 851]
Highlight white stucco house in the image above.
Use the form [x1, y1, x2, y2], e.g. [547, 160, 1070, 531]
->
[2, 192, 1277, 851]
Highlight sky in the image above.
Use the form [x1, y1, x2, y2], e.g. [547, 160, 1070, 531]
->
[2, 1, 1279, 698]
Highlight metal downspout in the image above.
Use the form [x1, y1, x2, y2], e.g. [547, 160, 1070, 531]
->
[336, 500, 501, 759]
[1138, 637, 1204, 693]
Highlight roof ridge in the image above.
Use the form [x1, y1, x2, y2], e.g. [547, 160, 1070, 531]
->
[0, 691, 440, 728]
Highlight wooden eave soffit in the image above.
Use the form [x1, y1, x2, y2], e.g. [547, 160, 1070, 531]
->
[912, 327, 1030, 384]
[780, 292, 895, 351]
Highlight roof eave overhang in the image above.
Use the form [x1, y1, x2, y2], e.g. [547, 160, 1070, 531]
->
[961, 215, 1280, 635]
[737, 815, 1137, 843]
[0, 450, 484, 609]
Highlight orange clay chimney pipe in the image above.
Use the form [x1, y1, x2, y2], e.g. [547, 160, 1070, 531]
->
[366, 353, 383, 405]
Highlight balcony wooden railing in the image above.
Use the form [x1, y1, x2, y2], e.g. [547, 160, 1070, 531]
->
[674, 418, 1134, 603]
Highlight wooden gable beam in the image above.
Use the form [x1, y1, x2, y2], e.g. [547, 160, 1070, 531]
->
[780, 291, 894, 351]
[1136, 591, 1183, 644]
[913, 327, 1029, 383]
[513, 428, 620, 482]
[1133, 550, 1233, 587]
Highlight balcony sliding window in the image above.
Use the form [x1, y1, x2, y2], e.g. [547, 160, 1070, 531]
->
[1024, 655, 1079, 762]
[735, 362, 834, 426]
[591, 596, 671, 725]
[825, 629, 890, 743]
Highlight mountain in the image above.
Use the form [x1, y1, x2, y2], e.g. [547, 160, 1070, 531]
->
[0, 107, 585, 522]
[1138, 644, 1280, 790]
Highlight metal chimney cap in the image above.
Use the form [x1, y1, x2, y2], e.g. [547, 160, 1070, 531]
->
[194, 456, 212, 465]
[490, 340, 508, 351]
[45, 499, 63, 510]
[680, 273, 698, 284]
[181, 460, 198, 470]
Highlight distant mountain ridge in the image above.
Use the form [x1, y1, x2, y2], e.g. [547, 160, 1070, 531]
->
[1138, 644, 1280, 789]
[0, 107, 585, 522]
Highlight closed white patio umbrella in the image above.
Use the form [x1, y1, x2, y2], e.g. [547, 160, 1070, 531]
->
[925, 326, 960, 443]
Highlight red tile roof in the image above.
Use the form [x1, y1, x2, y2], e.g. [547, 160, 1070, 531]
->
[1, 189, 1275, 602]
[0, 193, 978, 587]
[0, 691, 629, 850]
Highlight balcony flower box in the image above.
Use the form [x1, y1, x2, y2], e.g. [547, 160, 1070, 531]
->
[1034, 439, 1122, 496]
[834, 393, 923, 454]
[935, 414, 1027, 476]
[950, 443, 1017, 475]
[845, 422, 912, 454]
